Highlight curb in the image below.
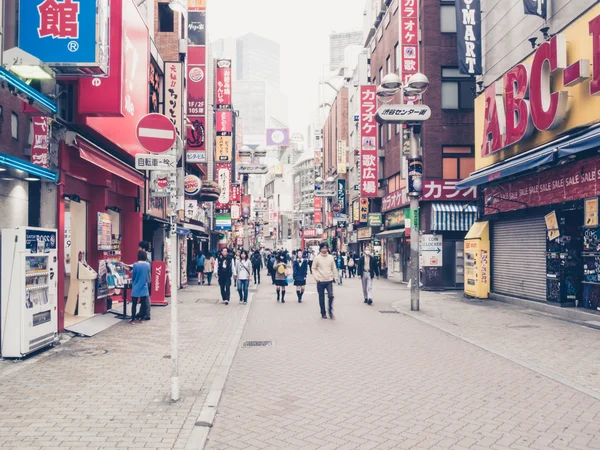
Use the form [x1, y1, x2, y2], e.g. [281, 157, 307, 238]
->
[391, 301, 600, 401]
[184, 291, 254, 449]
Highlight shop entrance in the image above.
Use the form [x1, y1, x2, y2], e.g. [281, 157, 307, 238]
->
[63, 198, 89, 327]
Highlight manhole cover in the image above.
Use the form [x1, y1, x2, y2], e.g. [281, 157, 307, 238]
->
[242, 340, 273, 347]
[69, 348, 108, 357]
[379, 310, 400, 314]
[507, 325, 539, 329]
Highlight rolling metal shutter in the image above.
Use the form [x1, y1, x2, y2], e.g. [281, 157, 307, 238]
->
[492, 217, 547, 302]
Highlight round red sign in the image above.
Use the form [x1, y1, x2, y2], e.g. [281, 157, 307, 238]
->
[332, 203, 342, 213]
[136, 113, 177, 154]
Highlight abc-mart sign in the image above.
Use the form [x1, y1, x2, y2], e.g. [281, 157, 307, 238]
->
[481, 16, 600, 157]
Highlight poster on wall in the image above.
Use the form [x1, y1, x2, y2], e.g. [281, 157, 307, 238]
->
[97, 213, 112, 251]
[585, 197, 599, 228]
[97, 260, 108, 299]
[64, 212, 71, 275]
[545, 211, 560, 241]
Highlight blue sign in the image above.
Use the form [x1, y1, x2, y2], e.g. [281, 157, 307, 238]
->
[19, 0, 99, 65]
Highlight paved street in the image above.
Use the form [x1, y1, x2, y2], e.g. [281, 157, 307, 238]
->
[1, 271, 600, 449]
[205, 275, 600, 450]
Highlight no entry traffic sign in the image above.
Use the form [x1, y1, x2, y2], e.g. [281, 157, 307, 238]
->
[136, 113, 176, 154]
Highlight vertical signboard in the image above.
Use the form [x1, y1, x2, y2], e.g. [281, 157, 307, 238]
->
[337, 179, 347, 214]
[215, 59, 232, 109]
[359, 85, 378, 198]
[359, 198, 369, 224]
[455, 0, 482, 75]
[186, 0, 207, 160]
[165, 62, 183, 137]
[215, 162, 231, 212]
[400, 0, 420, 85]
[31, 117, 50, 168]
[337, 140, 347, 174]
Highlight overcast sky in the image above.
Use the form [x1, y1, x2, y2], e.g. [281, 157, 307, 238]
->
[207, 0, 365, 138]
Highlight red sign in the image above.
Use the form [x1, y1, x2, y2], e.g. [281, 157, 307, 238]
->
[77, 0, 149, 157]
[31, 117, 49, 168]
[186, 117, 206, 151]
[216, 111, 232, 133]
[422, 180, 478, 201]
[230, 183, 241, 202]
[332, 203, 342, 213]
[242, 195, 251, 217]
[327, 211, 334, 227]
[314, 196, 322, 209]
[303, 228, 319, 238]
[314, 210, 322, 224]
[400, 0, 420, 89]
[186, 5, 206, 155]
[136, 114, 176, 153]
[216, 59, 232, 108]
[150, 261, 167, 305]
[187, 66, 206, 116]
[484, 155, 600, 214]
[360, 85, 378, 197]
[482, 34, 572, 156]
[382, 190, 408, 213]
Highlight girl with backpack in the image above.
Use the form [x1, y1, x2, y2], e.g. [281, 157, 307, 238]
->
[274, 254, 290, 303]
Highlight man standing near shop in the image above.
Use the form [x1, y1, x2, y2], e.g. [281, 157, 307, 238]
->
[358, 246, 380, 305]
[312, 242, 337, 319]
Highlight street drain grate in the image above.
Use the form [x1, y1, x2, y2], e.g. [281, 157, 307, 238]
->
[379, 310, 400, 314]
[69, 348, 108, 357]
[242, 340, 273, 348]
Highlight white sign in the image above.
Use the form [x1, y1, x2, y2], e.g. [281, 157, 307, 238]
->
[135, 154, 176, 171]
[237, 164, 269, 174]
[185, 200, 198, 219]
[376, 105, 432, 123]
[420, 234, 443, 267]
[186, 151, 206, 163]
[150, 171, 176, 197]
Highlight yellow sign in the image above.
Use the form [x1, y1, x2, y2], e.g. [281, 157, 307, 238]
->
[216, 136, 232, 162]
[475, 4, 600, 170]
[359, 198, 369, 223]
[545, 211, 560, 241]
[358, 227, 372, 240]
[464, 221, 490, 299]
[352, 200, 359, 222]
[188, 0, 206, 8]
[585, 197, 599, 228]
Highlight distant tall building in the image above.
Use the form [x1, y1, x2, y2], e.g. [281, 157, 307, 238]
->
[236, 33, 281, 88]
[329, 30, 363, 70]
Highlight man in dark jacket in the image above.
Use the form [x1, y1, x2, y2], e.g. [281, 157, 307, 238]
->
[251, 250, 263, 284]
[217, 248, 233, 304]
[357, 247, 380, 305]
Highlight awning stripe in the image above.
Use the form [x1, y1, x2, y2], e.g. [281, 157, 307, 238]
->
[431, 202, 477, 231]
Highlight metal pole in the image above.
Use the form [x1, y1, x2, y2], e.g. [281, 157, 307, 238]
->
[408, 126, 421, 311]
[169, 216, 180, 401]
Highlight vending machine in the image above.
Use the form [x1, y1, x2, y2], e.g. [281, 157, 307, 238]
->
[1, 227, 59, 358]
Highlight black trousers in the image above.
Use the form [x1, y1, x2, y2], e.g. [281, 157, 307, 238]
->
[316, 281, 334, 316]
[219, 279, 231, 301]
[253, 266, 261, 283]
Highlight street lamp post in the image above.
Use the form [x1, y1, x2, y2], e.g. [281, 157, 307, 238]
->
[376, 72, 430, 312]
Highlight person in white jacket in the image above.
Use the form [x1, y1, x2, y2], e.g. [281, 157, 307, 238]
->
[234, 250, 252, 303]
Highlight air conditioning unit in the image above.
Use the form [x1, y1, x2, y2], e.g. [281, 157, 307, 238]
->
[179, 39, 187, 55]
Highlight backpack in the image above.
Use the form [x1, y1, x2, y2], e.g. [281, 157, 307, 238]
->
[277, 264, 286, 274]
[348, 258, 355, 267]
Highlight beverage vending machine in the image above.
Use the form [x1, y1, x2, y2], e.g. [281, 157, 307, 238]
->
[1, 227, 59, 357]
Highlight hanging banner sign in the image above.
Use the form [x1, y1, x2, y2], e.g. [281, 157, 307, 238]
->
[216, 135, 233, 162]
[359, 85, 378, 197]
[231, 183, 242, 202]
[523, 0, 547, 19]
[165, 62, 183, 137]
[455, 0, 482, 75]
[215, 59, 232, 108]
[337, 179, 347, 214]
[31, 117, 50, 168]
[360, 198, 369, 223]
[400, 0, 420, 87]
[216, 110, 233, 133]
[337, 140, 347, 174]
[215, 163, 232, 211]
[231, 203, 241, 221]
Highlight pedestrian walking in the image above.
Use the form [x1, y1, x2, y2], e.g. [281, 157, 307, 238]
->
[335, 252, 345, 285]
[274, 254, 289, 303]
[130, 250, 151, 323]
[308, 249, 314, 274]
[358, 247, 380, 305]
[251, 249, 263, 284]
[196, 252, 206, 285]
[293, 249, 308, 303]
[268, 253, 277, 284]
[347, 252, 356, 277]
[217, 248, 233, 304]
[204, 252, 215, 286]
[312, 242, 336, 319]
[235, 250, 251, 304]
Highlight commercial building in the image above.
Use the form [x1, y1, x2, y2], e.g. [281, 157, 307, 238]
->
[236, 33, 281, 89]
[361, 0, 476, 287]
[459, 1, 600, 311]
[330, 30, 363, 71]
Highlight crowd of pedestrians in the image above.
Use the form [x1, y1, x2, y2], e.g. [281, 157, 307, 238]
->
[192, 244, 381, 317]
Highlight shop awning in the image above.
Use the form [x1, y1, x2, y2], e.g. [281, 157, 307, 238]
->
[375, 229, 405, 239]
[465, 221, 489, 240]
[0, 152, 58, 182]
[557, 125, 600, 158]
[457, 147, 556, 189]
[77, 138, 144, 188]
[183, 222, 208, 234]
[431, 203, 477, 232]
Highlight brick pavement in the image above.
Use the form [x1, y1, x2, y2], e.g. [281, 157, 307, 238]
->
[388, 282, 600, 398]
[0, 279, 254, 450]
[205, 276, 600, 450]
